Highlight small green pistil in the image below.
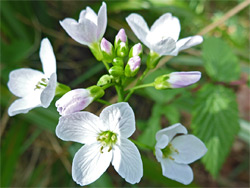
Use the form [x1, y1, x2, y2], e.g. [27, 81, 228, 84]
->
[97, 131, 117, 153]
[34, 78, 48, 90]
[161, 143, 179, 160]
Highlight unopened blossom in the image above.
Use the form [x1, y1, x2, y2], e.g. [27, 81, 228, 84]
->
[100, 38, 115, 63]
[115, 28, 127, 43]
[115, 29, 129, 57]
[125, 56, 141, 77]
[126, 13, 203, 56]
[154, 71, 201, 90]
[60, 2, 107, 46]
[7, 38, 57, 116]
[129, 43, 142, 58]
[56, 102, 143, 186]
[155, 123, 207, 185]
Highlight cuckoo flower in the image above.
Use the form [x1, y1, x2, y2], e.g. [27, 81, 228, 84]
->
[155, 123, 207, 185]
[60, 2, 107, 46]
[56, 102, 143, 186]
[126, 13, 203, 56]
[7, 38, 57, 116]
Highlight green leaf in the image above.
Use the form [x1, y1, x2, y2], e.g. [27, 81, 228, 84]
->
[191, 84, 240, 177]
[202, 37, 240, 82]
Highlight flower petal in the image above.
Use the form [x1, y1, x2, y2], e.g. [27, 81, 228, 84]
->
[7, 68, 44, 98]
[171, 135, 207, 164]
[8, 90, 42, 116]
[150, 13, 180, 42]
[60, 18, 92, 46]
[40, 73, 57, 108]
[112, 138, 143, 184]
[156, 134, 169, 149]
[72, 143, 112, 186]
[160, 158, 193, 185]
[150, 37, 176, 56]
[100, 102, 135, 138]
[171, 35, 203, 56]
[79, 7, 97, 24]
[126, 13, 150, 47]
[97, 2, 107, 40]
[156, 123, 187, 142]
[39, 38, 56, 77]
[168, 71, 201, 88]
[56, 111, 105, 144]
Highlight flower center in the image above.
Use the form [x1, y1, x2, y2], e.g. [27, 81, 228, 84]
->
[97, 131, 117, 153]
[161, 143, 179, 160]
[34, 78, 48, 90]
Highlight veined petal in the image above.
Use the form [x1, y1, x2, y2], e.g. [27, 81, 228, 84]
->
[7, 68, 44, 98]
[97, 2, 107, 40]
[40, 73, 57, 108]
[150, 13, 180, 42]
[39, 38, 56, 78]
[161, 158, 193, 185]
[156, 123, 187, 142]
[60, 18, 92, 46]
[168, 71, 201, 88]
[79, 7, 97, 24]
[171, 135, 207, 164]
[149, 37, 176, 56]
[8, 90, 42, 116]
[72, 143, 112, 186]
[126, 13, 150, 47]
[56, 111, 105, 144]
[155, 134, 169, 149]
[112, 138, 143, 184]
[100, 102, 135, 138]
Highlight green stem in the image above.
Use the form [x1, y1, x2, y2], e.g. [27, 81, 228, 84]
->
[95, 99, 112, 105]
[115, 85, 124, 102]
[102, 83, 115, 90]
[129, 139, 154, 151]
[129, 83, 154, 91]
[102, 61, 110, 71]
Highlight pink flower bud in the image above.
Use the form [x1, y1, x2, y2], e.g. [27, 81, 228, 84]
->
[128, 56, 141, 71]
[115, 28, 127, 43]
[55, 89, 93, 116]
[132, 43, 142, 57]
[100, 38, 112, 54]
[168, 71, 201, 88]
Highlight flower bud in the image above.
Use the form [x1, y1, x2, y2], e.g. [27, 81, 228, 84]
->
[146, 51, 160, 69]
[115, 28, 127, 44]
[154, 71, 201, 90]
[125, 56, 141, 77]
[129, 43, 142, 58]
[55, 89, 93, 116]
[115, 29, 129, 57]
[109, 65, 124, 77]
[112, 57, 124, 67]
[87, 85, 105, 99]
[89, 42, 103, 61]
[97, 74, 113, 86]
[100, 38, 115, 63]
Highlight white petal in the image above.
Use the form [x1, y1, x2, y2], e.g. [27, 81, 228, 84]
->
[79, 7, 97, 24]
[156, 123, 187, 142]
[171, 135, 207, 164]
[112, 138, 143, 184]
[171, 35, 203, 56]
[7, 68, 44, 98]
[8, 90, 42, 116]
[161, 158, 193, 185]
[155, 147, 163, 163]
[60, 18, 93, 46]
[56, 111, 105, 144]
[155, 134, 169, 149]
[126, 13, 150, 47]
[72, 143, 112, 186]
[40, 73, 57, 108]
[100, 102, 135, 138]
[150, 13, 180, 42]
[39, 38, 56, 77]
[97, 2, 107, 40]
[150, 37, 176, 56]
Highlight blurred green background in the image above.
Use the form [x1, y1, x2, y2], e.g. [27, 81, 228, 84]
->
[1, 0, 249, 187]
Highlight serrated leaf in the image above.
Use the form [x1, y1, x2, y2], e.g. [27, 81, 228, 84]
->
[202, 37, 240, 82]
[191, 84, 240, 177]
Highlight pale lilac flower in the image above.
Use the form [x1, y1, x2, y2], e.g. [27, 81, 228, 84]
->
[7, 38, 57, 116]
[126, 13, 203, 56]
[168, 71, 201, 88]
[60, 2, 107, 46]
[100, 38, 112, 54]
[155, 123, 207, 185]
[56, 102, 143, 186]
[130, 43, 142, 57]
[55, 89, 93, 116]
[128, 56, 141, 71]
[115, 28, 127, 43]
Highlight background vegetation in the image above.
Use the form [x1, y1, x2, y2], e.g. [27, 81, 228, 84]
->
[1, 0, 249, 187]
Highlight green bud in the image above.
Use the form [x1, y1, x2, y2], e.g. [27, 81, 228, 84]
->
[146, 51, 161, 69]
[55, 83, 71, 97]
[116, 42, 129, 58]
[97, 74, 113, 86]
[112, 57, 124, 67]
[87, 85, 105, 100]
[109, 65, 124, 77]
[154, 74, 171, 90]
[89, 42, 103, 61]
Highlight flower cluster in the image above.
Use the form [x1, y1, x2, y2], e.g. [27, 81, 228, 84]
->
[7, 1, 207, 186]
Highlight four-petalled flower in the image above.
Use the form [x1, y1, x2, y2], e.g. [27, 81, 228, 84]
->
[56, 102, 143, 186]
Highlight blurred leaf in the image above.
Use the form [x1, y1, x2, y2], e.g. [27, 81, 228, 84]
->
[191, 84, 240, 177]
[202, 37, 240, 82]
[238, 119, 250, 144]
[162, 105, 180, 124]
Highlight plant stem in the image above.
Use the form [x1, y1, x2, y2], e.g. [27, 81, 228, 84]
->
[129, 83, 154, 91]
[115, 85, 124, 102]
[95, 99, 112, 105]
[129, 138, 154, 151]
[102, 83, 115, 90]
[102, 61, 110, 71]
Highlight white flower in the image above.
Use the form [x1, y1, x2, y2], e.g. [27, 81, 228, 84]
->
[60, 2, 107, 46]
[56, 102, 143, 186]
[7, 38, 57, 116]
[155, 123, 207, 185]
[126, 13, 203, 56]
